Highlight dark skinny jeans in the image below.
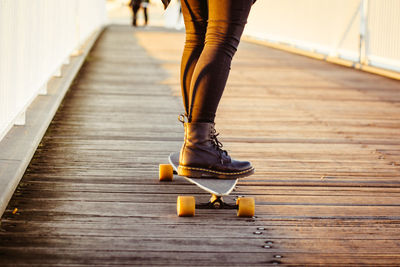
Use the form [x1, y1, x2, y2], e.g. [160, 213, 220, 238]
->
[181, 0, 253, 123]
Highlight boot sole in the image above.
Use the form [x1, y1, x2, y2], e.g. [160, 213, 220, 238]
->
[178, 166, 255, 179]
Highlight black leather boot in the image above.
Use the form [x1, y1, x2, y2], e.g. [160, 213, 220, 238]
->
[178, 120, 254, 179]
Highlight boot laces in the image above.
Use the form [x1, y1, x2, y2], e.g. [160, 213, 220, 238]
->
[210, 128, 227, 157]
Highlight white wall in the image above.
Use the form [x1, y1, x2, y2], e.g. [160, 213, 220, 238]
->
[0, 0, 106, 141]
[246, 0, 400, 72]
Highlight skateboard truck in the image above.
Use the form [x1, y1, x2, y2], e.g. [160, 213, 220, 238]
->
[196, 194, 237, 210]
[176, 194, 254, 217]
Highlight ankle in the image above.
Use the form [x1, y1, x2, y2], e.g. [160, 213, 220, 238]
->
[189, 113, 215, 124]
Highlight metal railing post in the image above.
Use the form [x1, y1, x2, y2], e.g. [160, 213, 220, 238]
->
[359, 0, 369, 65]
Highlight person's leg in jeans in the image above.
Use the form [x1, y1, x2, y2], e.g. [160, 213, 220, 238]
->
[132, 5, 140, 26]
[142, 1, 149, 25]
[180, 0, 207, 117]
[178, 0, 254, 178]
[189, 0, 252, 123]
[143, 7, 148, 25]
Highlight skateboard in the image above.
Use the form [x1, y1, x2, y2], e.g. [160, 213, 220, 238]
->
[159, 152, 255, 217]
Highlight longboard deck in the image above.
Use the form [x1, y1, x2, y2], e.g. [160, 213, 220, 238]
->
[169, 152, 238, 196]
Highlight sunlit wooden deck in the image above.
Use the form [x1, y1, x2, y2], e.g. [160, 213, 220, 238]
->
[1, 25, 400, 266]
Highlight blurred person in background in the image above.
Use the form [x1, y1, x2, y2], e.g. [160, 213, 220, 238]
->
[130, 0, 150, 27]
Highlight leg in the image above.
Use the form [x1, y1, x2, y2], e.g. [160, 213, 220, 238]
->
[189, 0, 253, 122]
[143, 7, 148, 25]
[178, 0, 255, 178]
[132, 6, 140, 26]
[180, 0, 207, 117]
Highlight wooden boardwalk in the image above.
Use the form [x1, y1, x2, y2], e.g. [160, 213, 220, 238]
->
[1, 25, 400, 266]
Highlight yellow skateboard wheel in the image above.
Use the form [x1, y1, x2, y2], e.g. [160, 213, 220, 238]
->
[237, 197, 255, 217]
[177, 196, 195, 217]
[159, 164, 173, 181]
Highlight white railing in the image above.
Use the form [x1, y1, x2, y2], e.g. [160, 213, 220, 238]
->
[245, 0, 400, 73]
[0, 0, 106, 141]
